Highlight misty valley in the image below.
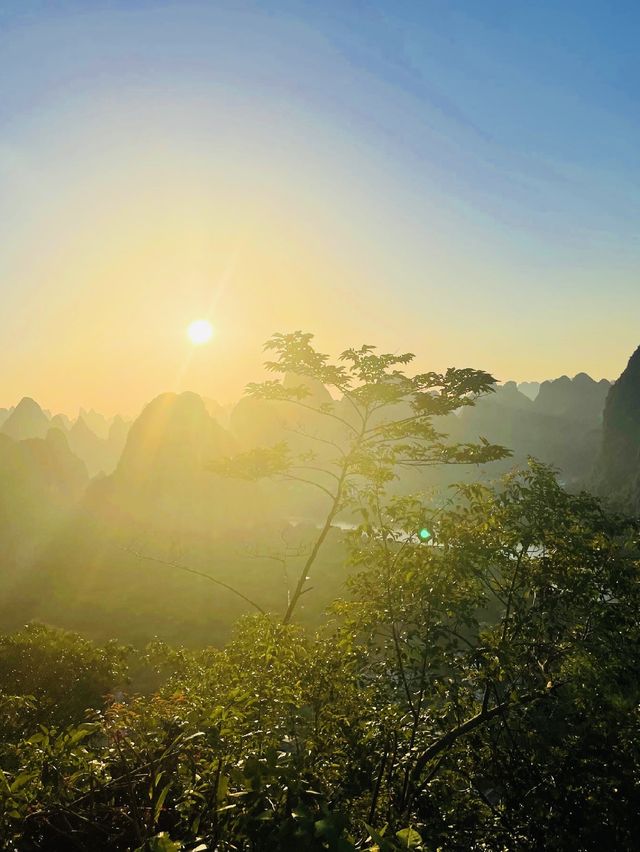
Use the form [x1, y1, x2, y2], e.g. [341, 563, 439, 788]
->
[0, 356, 623, 647]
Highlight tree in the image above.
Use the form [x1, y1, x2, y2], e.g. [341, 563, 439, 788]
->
[214, 331, 508, 622]
[335, 460, 640, 849]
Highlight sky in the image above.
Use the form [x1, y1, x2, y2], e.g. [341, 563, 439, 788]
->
[1, 0, 639, 415]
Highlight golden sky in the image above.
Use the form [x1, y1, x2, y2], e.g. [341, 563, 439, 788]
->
[1, 3, 638, 416]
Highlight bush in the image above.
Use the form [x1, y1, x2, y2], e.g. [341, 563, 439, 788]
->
[0, 623, 129, 727]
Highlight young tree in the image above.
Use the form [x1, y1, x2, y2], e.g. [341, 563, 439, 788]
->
[214, 331, 508, 622]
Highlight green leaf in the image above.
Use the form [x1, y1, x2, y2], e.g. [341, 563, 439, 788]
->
[0, 769, 11, 793]
[396, 827, 423, 849]
[10, 773, 33, 793]
[364, 823, 388, 845]
[154, 783, 172, 824]
[66, 723, 100, 745]
[216, 774, 229, 803]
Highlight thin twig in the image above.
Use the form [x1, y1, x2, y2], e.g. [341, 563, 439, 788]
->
[124, 548, 265, 614]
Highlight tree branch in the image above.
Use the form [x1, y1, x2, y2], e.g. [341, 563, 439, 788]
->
[407, 687, 558, 804]
[124, 548, 265, 614]
[280, 474, 337, 501]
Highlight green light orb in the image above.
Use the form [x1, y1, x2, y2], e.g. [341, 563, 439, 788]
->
[418, 527, 431, 541]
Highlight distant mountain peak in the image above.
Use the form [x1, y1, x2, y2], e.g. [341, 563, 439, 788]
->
[50, 413, 70, 432]
[534, 373, 610, 422]
[115, 390, 237, 483]
[573, 371, 596, 384]
[78, 407, 110, 439]
[14, 397, 45, 415]
[1, 397, 50, 441]
[71, 415, 99, 439]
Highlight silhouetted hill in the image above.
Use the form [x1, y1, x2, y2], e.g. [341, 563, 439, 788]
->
[79, 408, 110, 441]
[517, 381, 540, 400]
[443, 373, 610, 487]
[495, 381, 534, 411]
[66, 416, 111, 477]
[202, 397, 232, 428]
[116, 392, 235, 481]
[107, 415, 130, 460]
[1, 397, 49, 441]
[0, 429, 87, 503]
[90, 391, 274, 536]
[50, 413, 72, 432]
[534, 373, 610, 421]
[230, 395, 286, 448]
[0, 429, 88, 578]
[230, 373, 336, 449]
[45, 413, 127, 478]
[594, 346, 640, 511]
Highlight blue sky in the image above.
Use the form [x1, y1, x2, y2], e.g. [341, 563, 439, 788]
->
[0, 1, 638, 412]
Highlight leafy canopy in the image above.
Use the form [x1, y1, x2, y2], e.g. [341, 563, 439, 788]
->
[214, 331, 509, 621]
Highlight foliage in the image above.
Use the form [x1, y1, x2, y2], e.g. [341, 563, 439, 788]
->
[335, 460, 640, 848]
[212, 332, 509, 621]
[1, 464, 639, 849]
[0, 624, 129, 728]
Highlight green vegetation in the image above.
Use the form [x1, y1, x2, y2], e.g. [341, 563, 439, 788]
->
[1, 335, 639, 849]
[213, 331, 508, 622]
[1, 464, 639, 849]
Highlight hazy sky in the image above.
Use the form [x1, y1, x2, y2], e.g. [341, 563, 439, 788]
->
[1, 0, 639, 415]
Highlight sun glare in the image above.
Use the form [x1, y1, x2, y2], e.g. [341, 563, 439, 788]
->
[187, 319, 214, 345]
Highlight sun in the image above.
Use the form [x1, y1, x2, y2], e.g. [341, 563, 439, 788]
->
[187, 319, 214, 345]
